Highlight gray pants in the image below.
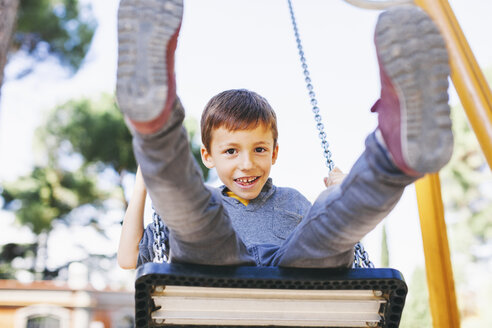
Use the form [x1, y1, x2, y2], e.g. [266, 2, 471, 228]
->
[133, 99, 417, 267]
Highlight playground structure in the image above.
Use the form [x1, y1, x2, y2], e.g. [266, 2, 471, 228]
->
[345, 1, 492, 327]
[135, 1, 492, 327]
[346, 1, 491, 327]
[409, 1, 491, 327]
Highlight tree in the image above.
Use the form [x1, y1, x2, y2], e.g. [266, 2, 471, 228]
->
[439, 99, 492, 326]
[380, 224, 389, 267]
[0, 0, 20, 89]
[0, 0, 96, 102]
[439, 72, 492, 257]
[40, 95, 137, 206]
[1, 94, 209, 280]
[13, 0, 96, 74]
[0, 242, 36, 279]
[399, 69, 492, 327]
[40, 94, 210, 203]
[1, 166, 103, 278]
[399, 266, 432, 328]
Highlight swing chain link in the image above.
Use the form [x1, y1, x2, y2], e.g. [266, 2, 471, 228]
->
[353, 241, 375, 268]
[152, 210, 168, 263]
[287, 0, 334, 172]
[287, 0, 374, 269]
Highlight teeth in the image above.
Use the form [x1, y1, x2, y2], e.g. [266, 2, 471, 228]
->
[236, 177, 257, 183]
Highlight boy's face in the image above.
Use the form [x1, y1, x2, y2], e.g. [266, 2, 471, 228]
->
[201, 124, 279, 200]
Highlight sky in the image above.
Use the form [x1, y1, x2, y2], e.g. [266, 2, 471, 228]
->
[0, 0, 491, 285]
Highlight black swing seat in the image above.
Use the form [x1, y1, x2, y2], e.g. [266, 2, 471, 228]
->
[135, 262, 407, 328]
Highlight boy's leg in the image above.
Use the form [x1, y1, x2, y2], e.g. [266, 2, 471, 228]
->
[116, 0, 254, 265]
[273, 6, 453, 268]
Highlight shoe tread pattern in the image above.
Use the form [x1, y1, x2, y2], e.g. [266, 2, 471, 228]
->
[376, 6, 453, 173]
[117, 0, 183, 122]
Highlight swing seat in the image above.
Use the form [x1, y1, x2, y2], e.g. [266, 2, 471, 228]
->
[135, 262, 407, 328]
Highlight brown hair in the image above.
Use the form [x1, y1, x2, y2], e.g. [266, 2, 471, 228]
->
[201, 89, 278, 151]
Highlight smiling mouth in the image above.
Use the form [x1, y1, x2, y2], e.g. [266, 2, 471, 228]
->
[234, 176, 260, 186]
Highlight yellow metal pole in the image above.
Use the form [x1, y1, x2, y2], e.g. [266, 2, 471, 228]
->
[415, 0, 492, 170]
[415, 174, 460, 328]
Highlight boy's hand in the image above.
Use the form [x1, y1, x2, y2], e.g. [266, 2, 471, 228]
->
[324, 167, 346, 187]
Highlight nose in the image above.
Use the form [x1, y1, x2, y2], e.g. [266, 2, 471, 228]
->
[239, 153, 254, 171]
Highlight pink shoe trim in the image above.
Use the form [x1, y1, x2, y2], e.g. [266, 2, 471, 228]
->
[374, 44, 419, 177]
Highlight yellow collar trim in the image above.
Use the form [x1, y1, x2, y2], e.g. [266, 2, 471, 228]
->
[226, 191, 250, 206]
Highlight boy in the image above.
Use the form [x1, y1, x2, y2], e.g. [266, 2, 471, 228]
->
[117, 0, 453, 268]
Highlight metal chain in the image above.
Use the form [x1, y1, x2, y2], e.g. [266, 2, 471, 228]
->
[152, 209, 168, 263]
[353, 241, 375, 268]
[287, 0, 374, 268]
[287, 0, 334, 171]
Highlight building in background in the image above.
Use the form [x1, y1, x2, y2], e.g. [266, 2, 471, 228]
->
[0, 263, 134, 328]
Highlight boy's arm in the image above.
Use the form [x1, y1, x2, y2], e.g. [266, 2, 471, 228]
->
[117, 166, 147, 269]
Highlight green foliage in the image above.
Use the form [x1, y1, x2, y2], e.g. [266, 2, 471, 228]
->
[0, 243, 37, 279]
[438, 68, 492, 325]
[1, 93, 209, 278]
[14, 0, 96, 71]
[1, 166, 102, 235]
[380, 224, 389, 267]
[41, 95, 137, 174]
[3, 93, 208, 234]
[399, 266, 432, 328]
[39, 94, 209, 180]
[441, 105, 492, 247]
[399, 69, 492, 327]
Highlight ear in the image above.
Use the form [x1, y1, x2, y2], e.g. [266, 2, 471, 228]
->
[201, 145, 215, 169]
[271, 143, 279, 165]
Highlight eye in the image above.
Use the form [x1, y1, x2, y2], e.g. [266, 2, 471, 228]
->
[225, 148, 237, 155]
[255, 147, 266, 153]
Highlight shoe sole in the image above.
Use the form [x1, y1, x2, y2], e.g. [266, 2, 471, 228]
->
[375, 6, 453, 174]
[116, 0, 183, 122]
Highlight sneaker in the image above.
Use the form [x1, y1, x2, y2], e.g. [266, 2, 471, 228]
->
[371, 5, 453, 176]
[116, 0, 183, 134]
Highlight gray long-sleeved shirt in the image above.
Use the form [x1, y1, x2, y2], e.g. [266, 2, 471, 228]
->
[138, 178, 311, 266]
